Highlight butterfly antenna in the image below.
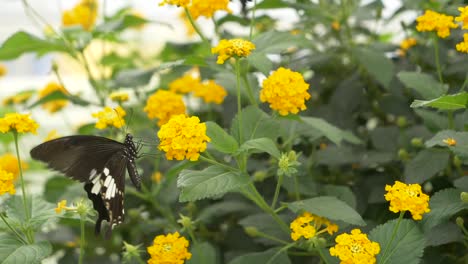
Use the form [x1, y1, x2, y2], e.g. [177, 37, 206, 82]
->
[113, 108, 126, 137]
[125, 109, 135, 135]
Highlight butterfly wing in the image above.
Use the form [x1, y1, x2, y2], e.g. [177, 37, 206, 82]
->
[30, 136, 125, 182]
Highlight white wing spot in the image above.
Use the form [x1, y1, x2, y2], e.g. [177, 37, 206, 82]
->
[103, 168, 110, 176]
[104, 176, 112, 187]
[105, 181, 116, 199]
[91, 180, 102, 194]
[89, 169, 97, 180]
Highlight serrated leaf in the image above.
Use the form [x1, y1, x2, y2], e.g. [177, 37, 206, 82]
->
[252, 30, 310, 54]
[403, 148, 450, 183]
[425, 222, 464, 246]
[425, 130, 468, 147]
[414, 109, 448, 131]
[237, 137, 280, 158]
[228, 248, 291, 264]
[197, 200, 257, 224]
[0, 234, 52, 264]
[422, 188, 468, 231]
[6, 195, 56, 230]
[369, 219, 425, 264]
[301, 117, 362, 145]
[320, 185, 357, 209]
[397, 71, 446, 99]
[410, 92, 468, 110]
[0, 31, 68, 60]
[206, 121, 238, 154]
[353, 47, 394, 87]
[186, 242, 217, 264]
[239, 213, 291, 246]
[177, 166, 249, 202]
[288, 196, 366, 226]
[231, 106, 281, 142]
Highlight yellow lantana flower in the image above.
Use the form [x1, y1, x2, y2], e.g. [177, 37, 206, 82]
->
[39, 82, 69, 113]
[169, 71, 201, 94]
[416, 10, 458, 38]
[0, 153, 28, 180]
[443, 137, 457, 146]
[92, 106, 126, 130]
[109, 91, 129, 103]
[332, 21, 341, 31]
[212, 39, 256, 64]
[188, 0, 231, 19]
[260, 67, 311, 116]
[62, 0, 98, 31]
[456, 33, 468, 53]
[144, 90, 186, 126]
[456, 6, 468, 29]
[2, 91, 34, 106]
[55, 200, 68, 214]
[147, 232, 192, 264]
[0, 170, 15, 196]
[384, 181, 430, 220]
[0, 113, 39, 134]
[329, 229, 380, 264]
[158, 115, 210, 161]
[290, 212, 338, 241]
[151, 172, 163, 184]
[159, 0, 190, 7]
[0, 64, 7, 77]
[193, 80, 227, 104]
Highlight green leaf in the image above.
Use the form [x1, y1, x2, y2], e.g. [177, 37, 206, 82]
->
[239, 213, 291, 246]
[422, 188, 468, 231]
[252, 30, 310, 54]
[287, 196, 366, 226]
[301, 117, 362, 145]
[186, 242, 217, 264]
[6, 195, 57, 230]
[410, 92, 468, 110]
[28, 91, 89, 108]
[0, 31, 68, 60]
[403, 148, 450, 183]
[113, 60, 184, 87]
[369, 219, 425, 264]
[353, 47, 394, 87]
[425, 130, 468, 147]
[0, 234, 52, 264]
[425, 222, 464, 246]
[95, 14, 149, 33]
[177, 166, 249, 202]
[237, 138, 280, 158]
[255, 0, 290, 9]
[231, 106, 281, 141]
[43, 176, 76, 203]
[247, 52, 273, 75]
[414, 109, 448, 131]
[228, 248, 291, 264]
[197, 200, 257, 224]
[206, 121, 238, 154]
[320, 185, 357, 209]
[397, 71, 446, 99]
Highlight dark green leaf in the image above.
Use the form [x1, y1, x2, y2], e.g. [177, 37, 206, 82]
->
[43, 176, 76, 203]
[301, 117, 362, 145]
[397, 71, 446, 99]
[252, 30, 310, 54]
[237, 138, 280, 158]
[0, 234, 52, 264]
[369, 219, 425, 264]
[0, 31, 68, 60]
[425, 130, 468, 147]
[410, 92, 468, 110]
[187, 242, 218, 264]
[6, 195, 57, 230]
[228, 248, 291, 264]
[403, 148, 450, 183]
[231, 106, 281, 141]
[353, 47, 394, 87]
[425, 222, 464, 246]
[238, 214, 291, 246]
[206, 121, 238, 154]
[177, 166, 249, 202]
[113, 60, 184, 87]
[422, 188, 468, 231]
[197, 200, 257, 224]
[288, 196, 366, 226]
[247, 52, 273, 75]
[414, 109, 448, 131]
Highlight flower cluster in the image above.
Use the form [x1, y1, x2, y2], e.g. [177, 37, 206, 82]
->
[329, 229, 380, 264]
[39, 82, 69, 113]
[0, 113, 39, 134]
[398, 37, 417, 56]
[456, 33, 468, 53]
[212, 39, 256, 64]
[0, 169, 15, 196]
[109, 91, 129, 103]
[92, 106, 126, 130]
[55, 200, 68, 214]
[0, 153, 27, 179]
[290, 212, 338, 241]
[443, 137, 457, 146]
[416, 10, 458, 38]
[188, 0, 231, 19]
[169, 70, 201, 94]
[62, 0, 98, 31]
[194, 80, 227, 104]
[158, 115, 210, 161]
[260, 67, 311, 116]
[144, 90, 186, 126]
[456, 6, 468, 29]
[384, 181, 430, 220]
[147, 232, 192, 264]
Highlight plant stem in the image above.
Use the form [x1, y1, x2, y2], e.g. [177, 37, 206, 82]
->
[199, 155, 237, 172]
[433, 35, 443, 84]
[380, 211, 405, 264]
[184, 8, 208, 43]
[271, 173, 284, 209]
[242, 75, 258, 106]
[235, 59, 244, 144]
[448, 110, 454, 129]
[293, 174, 301, 201]
[79, 214, 86, 264]
[255, 230, 289, 245]
[460, 72, 468, 93]
[266, 243, 295, 264]
[0, 213, 28, 244]
[317, 247, 330, 264]
[249, 0, 257, 40]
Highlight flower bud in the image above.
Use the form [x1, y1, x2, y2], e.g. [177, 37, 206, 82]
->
[398, 148, 409, 161]
[410, 138, 423, 147]
[244, 226, 260, 237]
[253, 170, 268, 182]
[396, 116, 407, 128]
[461, 192, 468, 203]
[177, 214, 195, 230]
[456, 217, 464, 227]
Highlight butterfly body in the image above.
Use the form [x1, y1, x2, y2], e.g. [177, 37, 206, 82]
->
[30, 133, 141, 238]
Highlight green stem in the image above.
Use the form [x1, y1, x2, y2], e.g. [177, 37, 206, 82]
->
[317, 247, 330, 264]
[266, 243, 295, 264]
[433, 35, 443, 84]
[235, 59, 244, 144]
[199, 155, 237, 172]
[79, 214, 86, 264]
[274, 205, 288, 214]
[448, 111, 454, 129]
[0, 213, 28, 244]
[460, 72, 468, 93]
[184, 8, 208, 43]
[271, 173, 284, 209]
[380, 211, 405, 264]
[256, 230, 289, 245]
[249, 0, 257, 40]
[242, 74, 258, 106]
[187, 228, 198, 245]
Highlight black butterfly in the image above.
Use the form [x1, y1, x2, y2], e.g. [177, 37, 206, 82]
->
[30, 133, 141, 238]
